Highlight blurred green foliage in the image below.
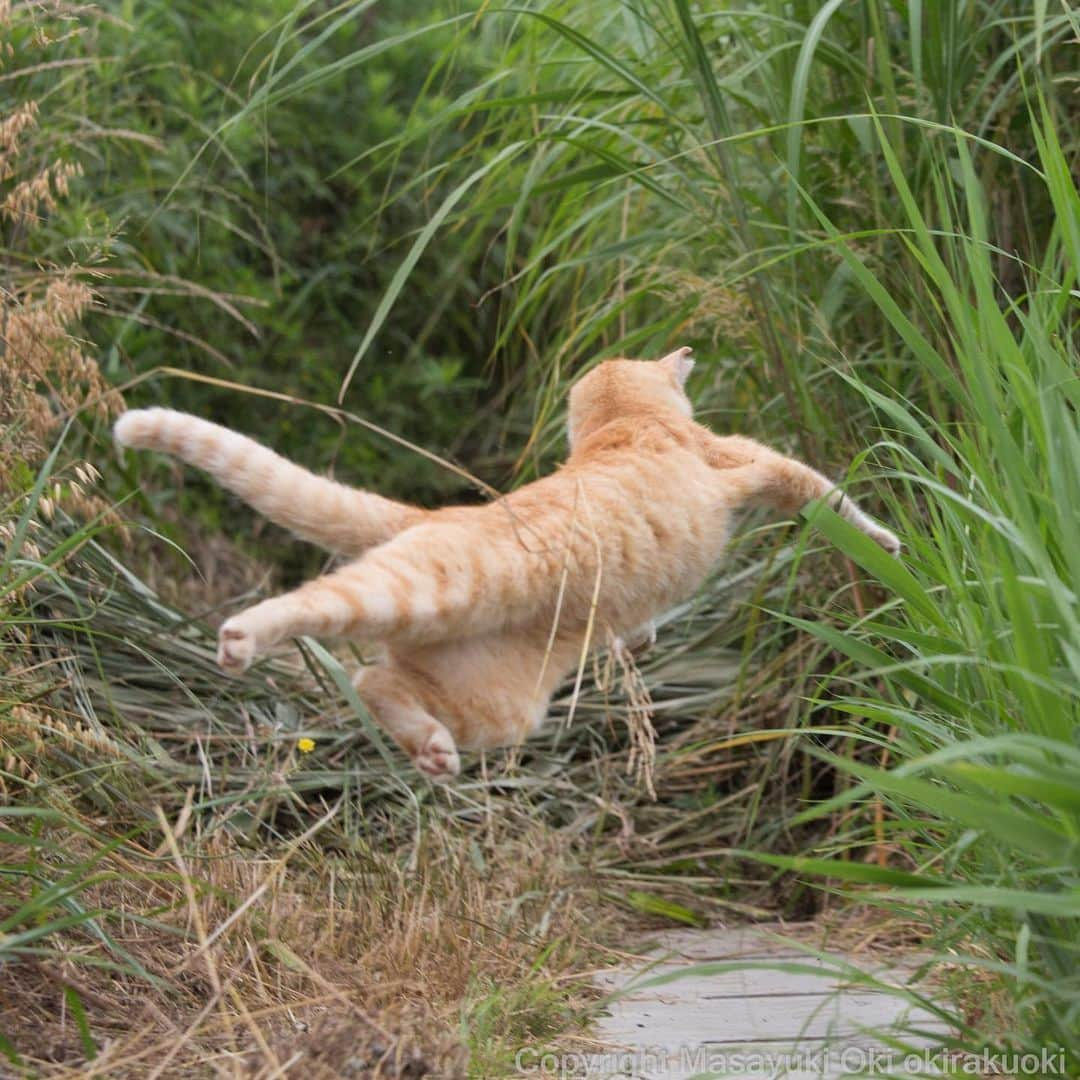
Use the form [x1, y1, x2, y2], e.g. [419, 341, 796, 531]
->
[61, 1, 529, 516]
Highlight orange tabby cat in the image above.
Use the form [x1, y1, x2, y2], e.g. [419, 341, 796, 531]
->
[114, 349, 899, 780]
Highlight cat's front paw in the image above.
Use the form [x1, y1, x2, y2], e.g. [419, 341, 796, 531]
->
[414, 729, 460, 782]
[867, 523, 901, 557]
[217, 618, 256, 674]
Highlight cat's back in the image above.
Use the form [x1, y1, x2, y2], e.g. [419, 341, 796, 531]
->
[435, 415, 718, 540]
[456, 416, 728, 609]
[539, 415, 718, 521]
[534, 415, 728, 621]
[366, 413, 727, 635]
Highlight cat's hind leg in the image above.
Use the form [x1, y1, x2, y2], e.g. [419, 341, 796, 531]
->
[215, 559, 408, 672]
[353, 664, 460, 781]
[215, 526, 534, 670]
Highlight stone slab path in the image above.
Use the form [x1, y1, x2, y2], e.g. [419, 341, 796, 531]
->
[592, 924, 952, 1079]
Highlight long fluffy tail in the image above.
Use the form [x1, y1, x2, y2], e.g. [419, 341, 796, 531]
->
[114, 408, 425, 555]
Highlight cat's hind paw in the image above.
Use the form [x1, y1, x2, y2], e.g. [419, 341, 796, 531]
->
[217, 618, 256, 674]
[414, 729, 460, 783]
[613, 620, 658, 659]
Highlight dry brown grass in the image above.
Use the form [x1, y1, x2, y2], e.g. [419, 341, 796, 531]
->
[0, 2, 121, 532]
[0, 796, 604, 1077]
[0, 42, 119, 490]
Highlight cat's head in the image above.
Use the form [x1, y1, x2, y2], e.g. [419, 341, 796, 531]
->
[567, 347, 695, 450]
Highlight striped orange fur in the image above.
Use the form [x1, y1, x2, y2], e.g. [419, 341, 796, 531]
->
[114, 348, 899, 780]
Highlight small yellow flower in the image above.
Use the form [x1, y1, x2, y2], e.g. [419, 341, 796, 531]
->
[297, 737, 316, 754]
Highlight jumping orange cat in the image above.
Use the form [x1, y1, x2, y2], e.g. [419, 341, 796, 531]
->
[114, 349, 899, 780]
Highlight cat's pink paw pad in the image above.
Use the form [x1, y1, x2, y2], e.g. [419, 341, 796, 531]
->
[217, 619, 255, 674]
[414, 730, 460, 782]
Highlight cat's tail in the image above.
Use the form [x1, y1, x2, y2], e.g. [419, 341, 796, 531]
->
[114, 407, 425, 555]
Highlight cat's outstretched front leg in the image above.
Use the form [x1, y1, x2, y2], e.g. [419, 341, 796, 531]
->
[703, 434, 900, 555]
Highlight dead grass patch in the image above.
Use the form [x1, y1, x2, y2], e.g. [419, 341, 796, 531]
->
[0, 786, 604, 1077]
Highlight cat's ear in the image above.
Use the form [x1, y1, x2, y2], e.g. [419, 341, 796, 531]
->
[659, 346, 695, 386]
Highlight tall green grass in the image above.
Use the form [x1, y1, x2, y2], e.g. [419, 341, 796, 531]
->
[765, 102, 1080, 1057]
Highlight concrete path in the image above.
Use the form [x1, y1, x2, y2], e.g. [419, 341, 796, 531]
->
[592, 924, 951, 1079]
